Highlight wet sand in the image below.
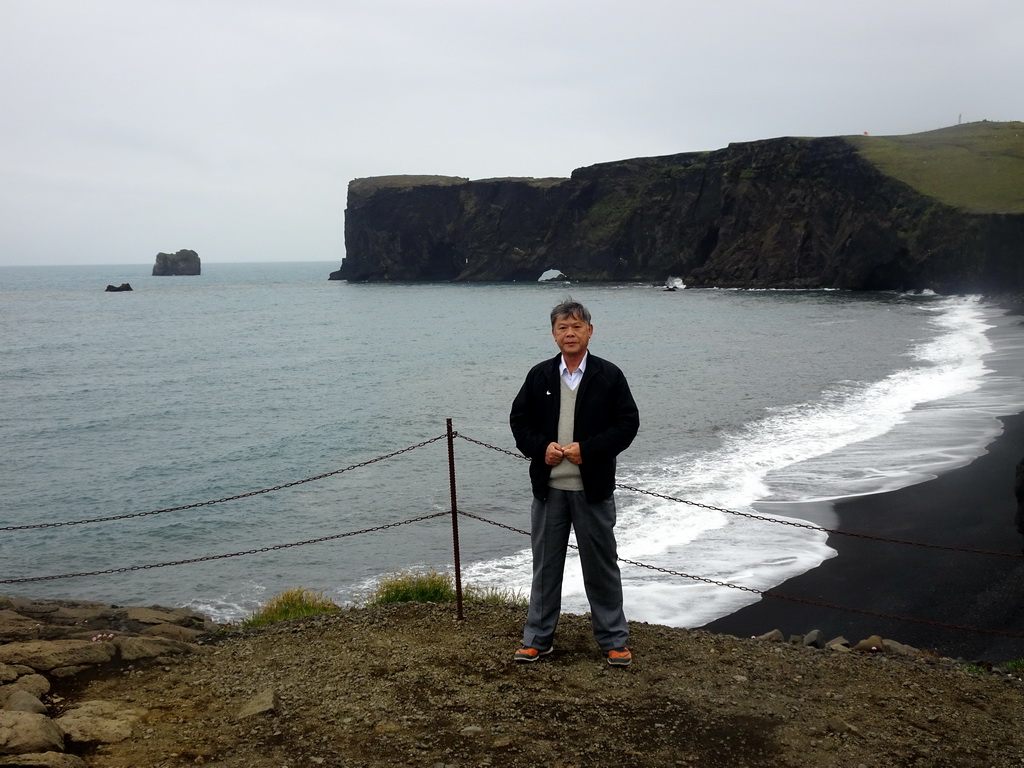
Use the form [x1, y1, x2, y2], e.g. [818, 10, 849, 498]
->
[703, 413, 1024, 662]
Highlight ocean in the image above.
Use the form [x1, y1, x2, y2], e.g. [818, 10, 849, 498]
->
[3, 262, 1024, 628]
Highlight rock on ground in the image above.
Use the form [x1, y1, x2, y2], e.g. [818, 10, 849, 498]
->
[67, 602, 1024, 768]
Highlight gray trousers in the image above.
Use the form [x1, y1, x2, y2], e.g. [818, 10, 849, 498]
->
[521, 488, 629, 651]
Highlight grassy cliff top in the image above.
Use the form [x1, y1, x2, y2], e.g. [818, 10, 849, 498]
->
[348, 175, 568, 198]
[349, 175, 471, 196]
[847, 121, 1024, 214]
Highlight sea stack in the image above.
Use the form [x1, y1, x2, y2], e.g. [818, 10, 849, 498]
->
[153, 249, 201, 276]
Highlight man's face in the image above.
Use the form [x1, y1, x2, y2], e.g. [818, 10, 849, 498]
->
[551, 313, 593, 358]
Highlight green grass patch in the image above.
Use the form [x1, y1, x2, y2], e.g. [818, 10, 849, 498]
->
[1005, 658, 1024, 675]
[366, 569, 458, 604]
[241, 587, 340, 629]
[363, 569, 527, 607]
[585, 189, 643, 243]
[465, 582, 529, 607]
[238, 572, 527, 630]
[847, 121, 1024, 214]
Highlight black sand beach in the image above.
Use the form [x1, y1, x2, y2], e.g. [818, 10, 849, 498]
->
[703, 412, 1024, 662]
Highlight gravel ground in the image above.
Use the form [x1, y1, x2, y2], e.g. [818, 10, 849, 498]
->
[61, 602, 1024, 768]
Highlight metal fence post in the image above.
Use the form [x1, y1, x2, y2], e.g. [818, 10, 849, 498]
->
[446, 418, 464, 620]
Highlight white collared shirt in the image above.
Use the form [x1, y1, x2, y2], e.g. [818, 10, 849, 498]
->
[559, 352, 588, 391]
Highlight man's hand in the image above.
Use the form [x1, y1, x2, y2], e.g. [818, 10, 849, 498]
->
[561, 442, 582, 465]
[545, 442, 564, 466]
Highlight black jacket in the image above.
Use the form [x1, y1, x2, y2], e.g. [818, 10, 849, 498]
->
[510, 353, 639, 502]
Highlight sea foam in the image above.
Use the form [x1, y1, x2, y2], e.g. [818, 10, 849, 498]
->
[464, 296, 1024, 628]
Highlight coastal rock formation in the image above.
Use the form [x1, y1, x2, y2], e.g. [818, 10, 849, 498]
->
[152, 249, 200, 276]
[0, 597, 211, 763]
[103, 283, 132, 292]
[333, 123, 1024, 292]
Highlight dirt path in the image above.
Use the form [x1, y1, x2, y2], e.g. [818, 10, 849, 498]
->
[62, 602, 1024, 768]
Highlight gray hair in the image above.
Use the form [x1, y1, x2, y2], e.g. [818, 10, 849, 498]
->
[550, 297, 591, 327]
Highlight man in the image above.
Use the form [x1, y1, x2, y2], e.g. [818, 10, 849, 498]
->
[509, 298, 640, 666]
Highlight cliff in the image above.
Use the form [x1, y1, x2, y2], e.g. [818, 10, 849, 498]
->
[153, 249, 201, 276]
[331, 122, 1024, 291]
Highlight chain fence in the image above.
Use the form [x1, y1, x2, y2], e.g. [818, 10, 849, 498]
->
[458, 433, 1024, 560]
[0, 434, 448, 532]
[453, 508, 1024, 639]
[4, 427, 1023, 639]
[0, 513, 447, 585]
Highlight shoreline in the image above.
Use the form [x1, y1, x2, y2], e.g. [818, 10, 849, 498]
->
[702, 411, 1024, 661]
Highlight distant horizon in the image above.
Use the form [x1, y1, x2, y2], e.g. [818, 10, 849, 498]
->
[0, 259, 341, 268]
[4, 2, 1020, 269]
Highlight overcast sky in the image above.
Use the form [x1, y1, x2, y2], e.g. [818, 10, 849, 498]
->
[1, 0, 1021, 267]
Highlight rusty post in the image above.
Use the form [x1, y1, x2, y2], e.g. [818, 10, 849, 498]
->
[446, 418, 464, 620]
